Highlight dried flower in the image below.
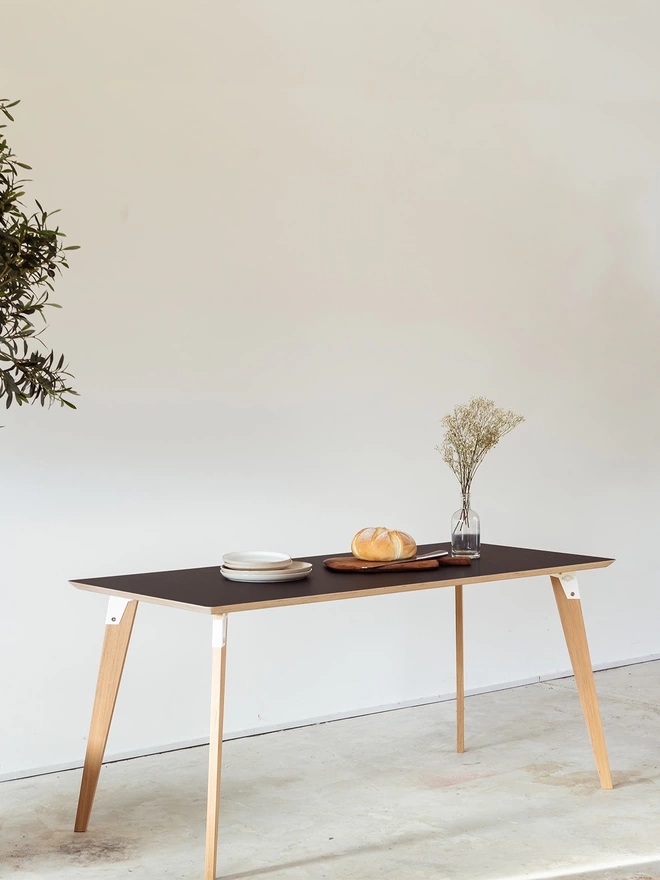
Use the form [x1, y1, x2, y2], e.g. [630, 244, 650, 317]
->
[436, 397, 524, 501]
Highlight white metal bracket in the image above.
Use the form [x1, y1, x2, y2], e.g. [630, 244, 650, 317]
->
[105, 596, 130, 625]
[556, 572, 580, 600]
[212, 614, 228, 648]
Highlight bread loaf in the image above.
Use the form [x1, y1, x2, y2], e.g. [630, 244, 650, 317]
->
[351, 527, 417, 562]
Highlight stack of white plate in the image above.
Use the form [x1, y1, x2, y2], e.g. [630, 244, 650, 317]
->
[220, 551, 312, 583]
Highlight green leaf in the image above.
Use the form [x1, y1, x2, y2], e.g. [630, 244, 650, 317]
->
[0, 98, 79, 413]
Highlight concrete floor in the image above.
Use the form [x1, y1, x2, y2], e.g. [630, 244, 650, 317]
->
[2, 661, 660, 880]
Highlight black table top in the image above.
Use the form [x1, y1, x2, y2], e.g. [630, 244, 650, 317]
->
[71, 543, 614, 615]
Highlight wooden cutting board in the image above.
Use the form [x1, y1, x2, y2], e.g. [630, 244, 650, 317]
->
[324, 556, 472, 572]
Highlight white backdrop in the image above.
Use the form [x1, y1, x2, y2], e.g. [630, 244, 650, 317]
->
[1, 0, 659, 779]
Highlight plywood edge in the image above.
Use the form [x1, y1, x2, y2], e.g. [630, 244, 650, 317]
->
[71, 558, 613, 617]
[69, 581, 213, 615]
[208, 559, 614, 613]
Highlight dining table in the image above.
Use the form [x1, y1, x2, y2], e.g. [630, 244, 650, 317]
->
[71, 542, 614, 879]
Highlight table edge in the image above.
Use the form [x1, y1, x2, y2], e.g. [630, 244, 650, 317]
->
[70, 558, 614, 615]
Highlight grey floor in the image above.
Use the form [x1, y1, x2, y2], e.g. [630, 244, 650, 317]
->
[2, 661, 660, 880]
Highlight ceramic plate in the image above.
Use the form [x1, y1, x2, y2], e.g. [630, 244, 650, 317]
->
[222, 551, 293, 571]
[220, 561, 312, 583]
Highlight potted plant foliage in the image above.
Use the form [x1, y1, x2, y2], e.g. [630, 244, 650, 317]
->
[0, 98, 78, 410]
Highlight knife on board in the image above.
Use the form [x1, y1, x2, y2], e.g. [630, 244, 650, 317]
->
[323, 551, 473, 572]
[364, 550, 471, 570]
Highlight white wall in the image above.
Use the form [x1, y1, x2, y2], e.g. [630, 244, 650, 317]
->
[2, 1, 660, 779]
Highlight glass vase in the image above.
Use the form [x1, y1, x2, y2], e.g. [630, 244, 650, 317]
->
[451, 494, 480, 559]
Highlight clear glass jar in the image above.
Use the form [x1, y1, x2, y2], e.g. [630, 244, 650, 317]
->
[451, 494, 480, 558]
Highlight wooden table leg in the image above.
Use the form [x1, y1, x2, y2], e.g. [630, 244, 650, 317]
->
[455, 585, 464, 753]
[75, 598, 138, 831]
[551, 575, 613, 789]
[205, 614, 228, 880]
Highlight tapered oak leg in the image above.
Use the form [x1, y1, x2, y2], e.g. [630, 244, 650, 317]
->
[455, 585, 465, 753]
[551, 576, 613, 789]
[205, 614, 228, 880]
[75, 599, 138, 831]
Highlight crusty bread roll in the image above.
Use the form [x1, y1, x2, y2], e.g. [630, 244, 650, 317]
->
[351, 527, 417, 562]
